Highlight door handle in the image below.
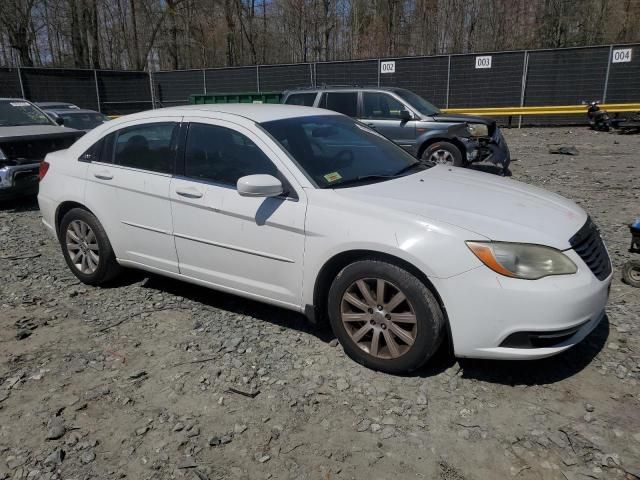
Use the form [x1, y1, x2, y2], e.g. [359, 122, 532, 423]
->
[94, 171, 113, 180]
[176, 187, 203, 199]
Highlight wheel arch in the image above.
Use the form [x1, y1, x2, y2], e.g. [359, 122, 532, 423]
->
[55, 201, 96, 238]
[417, 137, 467, 162]
[311, 250, 450, 340]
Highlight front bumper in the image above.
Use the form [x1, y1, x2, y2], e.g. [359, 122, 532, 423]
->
[461, 128, 511, 169]
[434, 248, 610, 360]
[0, 162, 41, 200]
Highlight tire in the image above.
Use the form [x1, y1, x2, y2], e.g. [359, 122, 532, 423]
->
[327, 260, 444, 373]
[422, 141, 465, 167]
[622, 259, 640, 288]
[59, 208, 121, 286]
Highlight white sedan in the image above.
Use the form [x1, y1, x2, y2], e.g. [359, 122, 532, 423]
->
[38, 104, 611, 373]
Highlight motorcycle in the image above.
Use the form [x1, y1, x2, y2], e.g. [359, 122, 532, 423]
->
[585, 100, 612, 131]
[623, 218, 640, 288]
[585, 100, 640, 134]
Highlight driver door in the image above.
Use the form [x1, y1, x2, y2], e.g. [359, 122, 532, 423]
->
[169, 118, 307, 309]
[359, 92, 416, 152]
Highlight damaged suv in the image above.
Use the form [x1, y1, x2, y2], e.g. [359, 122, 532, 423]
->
[283, 87, 511, 173]
[0, 99, 83, 200]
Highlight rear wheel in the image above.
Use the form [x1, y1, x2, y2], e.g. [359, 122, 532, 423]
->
[59, 208, 121, 285]
[422, 141, 464, 167]
[327, 260, 444, 373]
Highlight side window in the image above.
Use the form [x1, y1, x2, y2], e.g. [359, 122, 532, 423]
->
[284, 93, 317, 106]
[79, 138, 104, 162]
[362, 92, 406, 120]
[113, 123, 177, 174]
[184, 123, 278, 187]
[318, 92, 358, 117]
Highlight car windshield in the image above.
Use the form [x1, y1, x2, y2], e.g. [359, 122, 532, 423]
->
[59, 112, 107, 130]
[0, 100, 54, 127]
[395, 90, 441, 116]
[261, 115, 425, 188]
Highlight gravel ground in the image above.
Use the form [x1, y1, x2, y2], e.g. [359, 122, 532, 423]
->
[1, 127, 639, 480]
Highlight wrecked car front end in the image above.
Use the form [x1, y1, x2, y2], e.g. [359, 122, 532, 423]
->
[433, 114, 511, 171]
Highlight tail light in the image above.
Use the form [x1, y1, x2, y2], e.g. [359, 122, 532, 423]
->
[38, 161, 50, 180]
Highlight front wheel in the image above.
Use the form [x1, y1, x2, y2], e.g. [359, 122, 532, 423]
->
[422, 141, 464, 167]
[327, 260, 444, 373]
[59, 208, 121, 286]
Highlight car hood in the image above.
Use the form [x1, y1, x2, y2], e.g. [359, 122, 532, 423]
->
[0, 124, 81, 141]
[334, 166, 587, 250]
[432, 113, 494, 125]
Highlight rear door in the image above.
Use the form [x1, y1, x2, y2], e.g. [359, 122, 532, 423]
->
[84, 117, 181, 272]
[359, 92, 416, 151]
[317, 91, 359, 118]
[283, 92, 318, 106]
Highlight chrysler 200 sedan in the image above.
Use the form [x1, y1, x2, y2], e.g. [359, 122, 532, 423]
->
[38, 104, 611, 373]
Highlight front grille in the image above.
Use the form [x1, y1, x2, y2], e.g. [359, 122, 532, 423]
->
[569, 217, 611, 281]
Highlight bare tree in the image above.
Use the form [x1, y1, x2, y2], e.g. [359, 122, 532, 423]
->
[1, 0, 639, 70]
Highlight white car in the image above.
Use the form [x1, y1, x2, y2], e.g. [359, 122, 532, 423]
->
[38, 104, 611, 373]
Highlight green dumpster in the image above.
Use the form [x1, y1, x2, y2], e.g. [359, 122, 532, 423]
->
[190, 92, 283, 105]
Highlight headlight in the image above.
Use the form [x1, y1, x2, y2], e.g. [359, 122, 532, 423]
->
[466, 241, 577, 280]
[467, 123, 489, 137]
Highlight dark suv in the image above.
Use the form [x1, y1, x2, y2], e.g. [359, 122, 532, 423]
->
[282, 87, 510, 172]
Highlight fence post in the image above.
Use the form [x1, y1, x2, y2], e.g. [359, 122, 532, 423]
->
[148, 71, 156, 109]
[518, 51, 529, 128]
[256, 65, 260, 92]
[17, 66, 26, 99]
[602, 45, 613, 103]
[445, 55, 451, 108]
[202, 69, 207, 94]
[377, 59, 381, 87]
[93, 70, 101, 112]
[313, 63, 317, 87]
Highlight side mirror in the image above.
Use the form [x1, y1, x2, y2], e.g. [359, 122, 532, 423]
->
[55, 117, 64, 125]
[400, 109, 412, 121]
[237, 174, 283, 198]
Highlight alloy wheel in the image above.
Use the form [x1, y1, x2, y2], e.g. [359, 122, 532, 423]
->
[429, 149, 454, 165]
[340, 278, 417, 359]
[66, 219, 100, 274]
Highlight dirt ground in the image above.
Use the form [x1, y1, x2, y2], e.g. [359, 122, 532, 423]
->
[1, 127, 639, 480]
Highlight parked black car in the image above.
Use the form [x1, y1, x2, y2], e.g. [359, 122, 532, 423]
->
[0, 99, 83, 200]
[282, 87, 510, 173]
[44, 108, 109, 132]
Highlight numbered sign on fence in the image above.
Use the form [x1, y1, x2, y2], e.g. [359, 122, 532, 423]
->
[612, 48, 632, 63]
[475, 56, 492, 69]
[380, 61, 395, 74]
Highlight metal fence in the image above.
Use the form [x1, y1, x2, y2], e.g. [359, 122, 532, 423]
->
[1, 44, 639, 123]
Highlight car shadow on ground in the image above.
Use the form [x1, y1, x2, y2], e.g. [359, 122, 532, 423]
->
[455, 315, 610, 386]
[467, 163, 511, 176]
[122, 271, 336, 343]
[0, 195, 39, 212]
[113, 270, 608, 383]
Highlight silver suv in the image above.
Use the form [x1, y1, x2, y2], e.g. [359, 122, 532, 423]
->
[282, 87, 510, 173]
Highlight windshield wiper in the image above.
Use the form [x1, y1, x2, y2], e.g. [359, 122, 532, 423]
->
[330, 162, 424, 189]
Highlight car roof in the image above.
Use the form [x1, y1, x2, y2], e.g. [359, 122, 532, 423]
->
[36, 102, 78, 107]
[286, 86, 408, 93]
[123, 104, 341, 123]
[45, 108, 102, 115]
